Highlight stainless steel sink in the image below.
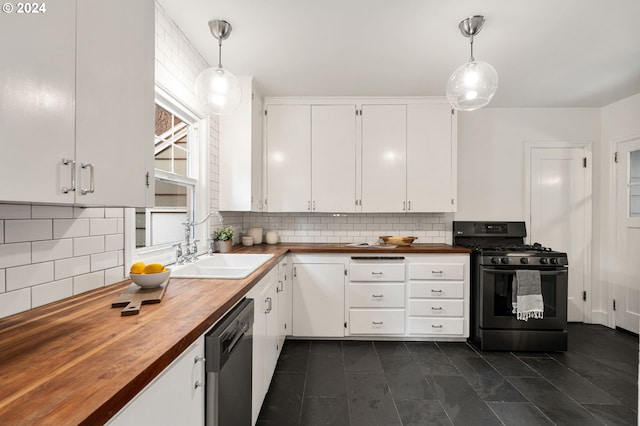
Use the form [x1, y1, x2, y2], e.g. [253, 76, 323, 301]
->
[170, 253, 274, 279]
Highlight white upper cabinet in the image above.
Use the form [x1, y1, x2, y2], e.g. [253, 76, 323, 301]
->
[265, 104, 311, 212]
[264, 97, 456, 213]
[220, 76, 264, 211]
[407, 103, 456, 212]
[0, 0, 76, 204]
[360, 104, 407, 212]
[311, 105, 357, 212]
[0, 0, 154, 207]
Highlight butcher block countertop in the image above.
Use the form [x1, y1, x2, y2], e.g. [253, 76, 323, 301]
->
[0, 243, 469, 425]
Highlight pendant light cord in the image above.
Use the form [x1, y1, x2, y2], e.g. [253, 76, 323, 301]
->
[218, 38, 223, 68]
[469, 35, 475, 62]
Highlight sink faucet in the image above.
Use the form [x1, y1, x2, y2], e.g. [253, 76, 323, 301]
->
[175, 211, 224, 264]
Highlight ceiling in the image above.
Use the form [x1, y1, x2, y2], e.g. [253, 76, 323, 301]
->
[159, 0, 640, 108]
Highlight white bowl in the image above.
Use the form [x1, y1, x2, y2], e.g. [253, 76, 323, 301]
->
[130, 269, 170, 288]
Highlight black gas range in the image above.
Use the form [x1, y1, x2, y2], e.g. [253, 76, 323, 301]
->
[454, 221, 569, 351]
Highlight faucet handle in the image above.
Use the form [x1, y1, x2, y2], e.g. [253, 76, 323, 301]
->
[191, 239, 199, 253]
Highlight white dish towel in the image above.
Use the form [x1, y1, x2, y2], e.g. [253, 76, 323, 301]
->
[512, 270, 544, 321]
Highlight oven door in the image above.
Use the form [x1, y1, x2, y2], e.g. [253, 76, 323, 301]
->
[479, 267, 568, 330]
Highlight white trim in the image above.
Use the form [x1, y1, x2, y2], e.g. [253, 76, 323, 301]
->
[524, 141, 593, 324]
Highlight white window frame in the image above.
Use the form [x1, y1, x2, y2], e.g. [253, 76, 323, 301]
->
[125, 86, 210, 267]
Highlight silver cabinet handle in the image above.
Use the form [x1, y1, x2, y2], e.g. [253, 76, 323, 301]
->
[371, 272, 383, 276]
[277, 280, 283, 293]
[372, 321, 384, 325]
[194, 355, 206, 364]
[80, 162, 95, 195]
[61, 158, 76, 193]
[431, 324, 443, 329]
[431, 306, 443, 311]
[265, 297, 272, 313]
[408, 201, 412, 211]
[312, 200, 316, 211]
[432, 270, 444, 274]
[403, 201, 406, 211]
[307, 200, 311, 211]
[372, 294, 384, 298]
[431, 289, 443, 294]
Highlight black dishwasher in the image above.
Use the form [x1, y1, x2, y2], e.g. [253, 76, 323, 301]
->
[205, 298, 254, 426]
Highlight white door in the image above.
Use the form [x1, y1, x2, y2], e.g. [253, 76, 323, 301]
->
[361, 104, 407, 212]
[311, 105, 357, 212]
[265, 104, 311, 212]
[529, 146, 590, 322]
[614, 138, 640, 334]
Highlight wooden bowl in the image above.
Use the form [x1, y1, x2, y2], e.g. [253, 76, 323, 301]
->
[130, 269, 170, 288]
[379, 236, 417, 246]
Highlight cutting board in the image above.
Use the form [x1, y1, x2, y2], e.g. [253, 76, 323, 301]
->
[111, 281, 169, 316]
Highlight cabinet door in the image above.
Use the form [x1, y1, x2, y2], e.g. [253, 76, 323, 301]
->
[220, 76, 263, 211]
[292, 263, 345, 337]
[264, 280, 280, 389]
[277, 258, 293, 346]
[75, 0, 154, 207]
[266, 104, 311, 212]
[361, 104, 407, 212]
[311, 105, 357, 212]
[108, 337, 205, 426]
[407, 103, 455, 212]
[0, 0, 76, 204]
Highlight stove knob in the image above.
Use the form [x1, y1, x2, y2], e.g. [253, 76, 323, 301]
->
[550, 258, 559, 265]
[491, 257, 499, 264]
[540, 258, 549, 264]
[500, 257, 509, 265]
[520, 257, 529, 264]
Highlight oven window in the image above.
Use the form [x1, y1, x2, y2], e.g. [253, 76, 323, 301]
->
[492, 273, 558, 318]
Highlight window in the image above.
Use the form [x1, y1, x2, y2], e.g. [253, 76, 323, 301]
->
[135, 100, 200, 248]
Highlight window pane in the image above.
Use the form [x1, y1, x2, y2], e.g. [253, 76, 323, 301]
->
[154, 104, 190, 178]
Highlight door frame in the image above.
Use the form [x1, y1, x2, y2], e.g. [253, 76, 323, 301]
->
[524, 141, 593, 323]
[611, 135, 640, 332]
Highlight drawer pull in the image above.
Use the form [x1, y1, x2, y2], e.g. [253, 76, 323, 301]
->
[431, 289, 443, 294]
[432, 270, 444, 274]
[431, 306, 443, 311]
[431, 324, 443, 329]
[372, 294, 384, 298]
[372, 321, 384, 326]
[371, 272, 384, 276]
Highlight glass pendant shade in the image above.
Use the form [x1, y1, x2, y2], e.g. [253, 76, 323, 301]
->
[195, 66, 242, 116]
[446, 60, 498, 111]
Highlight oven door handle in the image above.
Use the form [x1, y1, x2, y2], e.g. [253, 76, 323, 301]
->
[483, 268, 567, 276]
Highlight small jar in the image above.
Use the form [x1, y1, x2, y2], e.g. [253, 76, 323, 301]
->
[247, 227, 263, 244]
[265, 231, 279, 245]
[242, 236, 254, 247]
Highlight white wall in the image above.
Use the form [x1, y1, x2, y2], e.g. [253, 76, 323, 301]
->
[455, 108, 601, 221]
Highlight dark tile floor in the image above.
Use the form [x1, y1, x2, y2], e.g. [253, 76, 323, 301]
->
[257, 324, 638, 426]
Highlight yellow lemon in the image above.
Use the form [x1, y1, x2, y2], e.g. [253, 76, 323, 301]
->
[130, 262, 145, 274]
[143, 263, 165, 274]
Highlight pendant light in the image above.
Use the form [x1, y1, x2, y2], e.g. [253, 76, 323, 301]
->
[446, 15, 498, 111]
[195, 19, 242, 116]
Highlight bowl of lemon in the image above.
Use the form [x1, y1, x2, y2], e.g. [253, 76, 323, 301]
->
[129, 262, 170, 288]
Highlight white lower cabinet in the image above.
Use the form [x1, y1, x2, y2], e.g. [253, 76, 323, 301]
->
[291, 256, 347, 337]
[247, 268, 280, 425]
[407, 255, 470, 338]
[276, 257, 293, 348]
[349, 309, 405, 335]
[107, 336, 205, 426]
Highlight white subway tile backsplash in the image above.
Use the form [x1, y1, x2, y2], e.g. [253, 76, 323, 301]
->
[31, 205, 74, 219]
[5, 219, 52, 243]
[73, 236, 105, 257]
[32, 239, 73, 263]
[105, 208, 124, 218]
[73, 207, 105, 219]
[73, 271, 104, 295]
[6, 262, 54, 291]
[0, 269, 5, 293]
[0, 242, 31, 269]
[55, 256, 90, 280]
[54, 219, 90, 239]
[105, 266, 125, 286]
[90, 218, 118, 236]
[0, 288, 31, 318]
[105, 234, 124, 251]
[0, 204, 30, 219]
[32, 279, 73, 308]
[91, 251, 119, 272]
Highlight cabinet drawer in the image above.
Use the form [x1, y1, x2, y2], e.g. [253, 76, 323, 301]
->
[409, 282, 464, 298]
[349, 309, 405, 335]
[409, 263, 464, 280]
[350, 263, 405, 282]
[350, 284, 404, 308]
[409, 300, 463, 317]
[409, 317, 464, 335]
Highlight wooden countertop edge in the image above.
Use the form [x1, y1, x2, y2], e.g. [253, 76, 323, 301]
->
[0, 243, 468, 425]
